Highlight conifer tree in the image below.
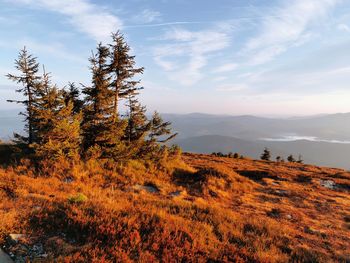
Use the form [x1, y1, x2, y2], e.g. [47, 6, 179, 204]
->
[29, 67, 81, 161]
[63, 82, 83, 114]
[82, 44, 113, 151]
[260, 148, 271, 161]
[108, 31, 144, 122]
[124, 94, 149, 143]
[34, 100, 82, 161]
[141, 111, 177, 159]
[33, 67, 61, 144]
[82, 43, 128, 159]
[287, 155, 296, 162]
[149, 111, 177, 144]
[6, 47, 42, 144]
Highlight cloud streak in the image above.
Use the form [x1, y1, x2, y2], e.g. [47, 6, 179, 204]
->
[10, 0, 123, 41]
[244, 0, 340, 65]
[153, 27, 232, 85]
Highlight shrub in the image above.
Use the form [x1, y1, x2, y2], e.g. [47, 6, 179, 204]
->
[68, 193, 88, 204]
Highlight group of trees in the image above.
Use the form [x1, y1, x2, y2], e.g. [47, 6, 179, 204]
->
[7, 31, 178, 164]
[260, 148, 303, 163]
[211, 152, 244, 159]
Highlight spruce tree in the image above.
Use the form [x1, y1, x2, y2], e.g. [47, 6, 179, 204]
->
[141, 111, 177, 159]
[124, 94, 149, 142]
[30, 67, 81, 161]
[149, 111, 177, 143]
[287, 155, 296, 162]
[82, 43, 112, 151]
[108, 31, 144, 122]
[82, 43, 127, 159]
[63, 82, 83, 114]
[260, 147, 271, 161]
[6, 47, 42, 144]
[34, 100, 82, 161]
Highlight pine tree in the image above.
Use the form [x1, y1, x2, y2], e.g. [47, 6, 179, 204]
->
[108, 31, 144, 122]
[149, 111, 177, 144]
[124, 94, 149, 142]
[63, 82, 83, 114]
[29, 67, 81, 161]
[33, 67, 61, 144]
[82, 43, 113, 151]
[6, 47, 42, 145]
[141, 111, 177, 159]
[260, 147, 271, 161]
[82, 43, 127, 159]
[34, 100, 82, 161]
[287, 155, 296, 162]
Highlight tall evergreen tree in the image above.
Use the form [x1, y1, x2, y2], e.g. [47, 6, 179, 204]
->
[34, 100, 82, 161]
[33, 67, 61, 145]
[6, 47, 42, 144]
[82, 43, 113, 151]
[148, 111, 177, 144]
[108, 31, 144, 122]
[82, 43, 128, 159]
[140, 111, 177, 159]
[260, 148, 271, 161]
[63, 82, 84, 114]
[124, 94, 149, 143]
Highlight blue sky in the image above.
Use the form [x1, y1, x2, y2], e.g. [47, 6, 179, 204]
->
[1, 0, 350, 116]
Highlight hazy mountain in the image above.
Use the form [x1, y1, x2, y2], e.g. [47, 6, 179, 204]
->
[0, 109, 23, 141]
[166, 113, 350, 169]
[174, 135, 350, 169]
[164, 112, 350, 141]
[2, 110, 350, 169]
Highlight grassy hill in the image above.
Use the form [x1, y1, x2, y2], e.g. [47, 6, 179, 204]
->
[0, 153, 349, 262]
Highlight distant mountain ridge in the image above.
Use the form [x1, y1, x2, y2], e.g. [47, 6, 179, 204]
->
[2, 110, 350, 169]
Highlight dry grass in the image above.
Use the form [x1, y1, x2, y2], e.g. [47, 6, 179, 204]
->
[0, 153, 349, 262]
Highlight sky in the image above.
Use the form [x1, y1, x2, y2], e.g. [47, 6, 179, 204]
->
[1, 0, 350, 116]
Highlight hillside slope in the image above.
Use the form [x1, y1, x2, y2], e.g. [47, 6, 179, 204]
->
[0, 154, 349, 262]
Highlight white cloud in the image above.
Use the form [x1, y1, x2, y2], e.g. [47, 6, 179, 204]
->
[133, 9, 161, 23]
[244, 0, 340, 65]
[337, 23, 350, 33]
[212, 76, 228, 82]
[216, 84, 247, 92]
[153, 27, 231, 86]
[10, 0, 123, 42]
[214, 63, 238, 73]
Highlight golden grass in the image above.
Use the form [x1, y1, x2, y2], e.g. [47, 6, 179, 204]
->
[0, 153, 349, 262]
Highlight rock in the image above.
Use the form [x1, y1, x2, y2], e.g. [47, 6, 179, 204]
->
[286, 214, 292, 220]
[31, 243, 44, 255]
[169, 190, 183, 197]
[320, 179, 337, 190]
[0, 248, 13, 263]
[8, 234, 26, 244]
[133, 184, 159, 193]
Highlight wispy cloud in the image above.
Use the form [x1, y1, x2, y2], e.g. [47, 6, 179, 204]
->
[153, 26, 232, 85]
[125, 21, 207, 29]
[216, 84, 247, 92]
[337, 23, 350, 33]
[244, 0, 340, 65]
[132, 9, 161, 24]
[214, 63, 238, 73]
[10, 0, 123, 41]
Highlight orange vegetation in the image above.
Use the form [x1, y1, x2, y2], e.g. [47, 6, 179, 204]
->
[0, 153, 349, 262]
